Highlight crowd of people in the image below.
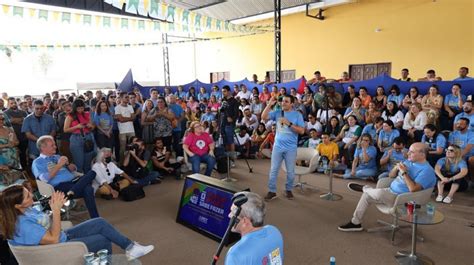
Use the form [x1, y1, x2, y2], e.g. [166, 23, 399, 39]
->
[0, 66, 472, 263]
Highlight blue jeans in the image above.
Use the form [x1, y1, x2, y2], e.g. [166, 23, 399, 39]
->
[55, 171, 99, 218]
[343, 168, 378, 179]
[134, 171, 160, 186]
[66, 217, 132, 253]
[268, 148, 297, 192]
[222, 125, 235, 145]
[70, 133, 96, 173]
[189, 154, 216, 176]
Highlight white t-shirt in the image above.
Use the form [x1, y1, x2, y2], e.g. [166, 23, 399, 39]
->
[234, 133, 251, 145]
[382, 110, 404, 126]
[92, 162, 124, 192]
[243, 114, 259, 130]
[305, 120, 323, 133]
[115, 104, 135, 134]
[236, 91, 252, 101]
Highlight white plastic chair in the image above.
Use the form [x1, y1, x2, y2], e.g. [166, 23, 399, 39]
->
[367, 177, 434, 244]
[282, 148, 320, 192]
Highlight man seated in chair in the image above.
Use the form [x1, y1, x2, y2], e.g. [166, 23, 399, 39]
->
[338, 142, 436, 232]
[31, 135, 99, 218]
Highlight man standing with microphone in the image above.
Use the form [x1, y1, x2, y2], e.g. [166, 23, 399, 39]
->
[262, 95, 305, 201]
[220, 86, 240, 163]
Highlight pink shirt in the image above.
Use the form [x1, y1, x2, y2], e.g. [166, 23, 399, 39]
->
[70, 112, 91, 134]
[184, 132, 213, 156]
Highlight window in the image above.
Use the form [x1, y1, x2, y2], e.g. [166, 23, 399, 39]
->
[266, 70, 296, 83]
[349, 63, 391, 81]
[210, 72, 230, 83]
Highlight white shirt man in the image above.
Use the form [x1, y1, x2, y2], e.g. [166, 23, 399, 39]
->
[242, 107, 259, 131]
[236, 86, 252, 101]
[114, 93, 136, 162]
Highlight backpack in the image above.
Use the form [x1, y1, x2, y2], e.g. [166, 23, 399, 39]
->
[119, 184, 145, 202]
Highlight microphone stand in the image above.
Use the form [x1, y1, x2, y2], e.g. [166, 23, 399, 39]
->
[211, 205, 243, 265]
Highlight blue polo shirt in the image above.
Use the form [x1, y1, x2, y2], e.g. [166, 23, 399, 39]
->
[387, 94, 404, 106]
[169, 103, 184, 132]
[444, 94, 466, 111]
[436, 157, 467, 175]
[225, 225, 283, 265]
[269, 110, 305, 152]
[454, 112, 474, 132]
[379, 129, 400, 149]
[200, 112, 216, 122]
[354, 146, 377, 170]
[9, 207, 67, 246]
[32, 154, 74, 187]
[421, 134, 446, 151]
[211, 91, 222, 101]
[361, 124, 378, 142]
[448, 130, 474, 157]
[390, 160, 436, 194]
[382, 148, 407, 171]
[21, 114, 56, 157]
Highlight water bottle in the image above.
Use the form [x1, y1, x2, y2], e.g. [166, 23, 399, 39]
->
[330, 256, 336, 265]
[218, 135, 223, 147]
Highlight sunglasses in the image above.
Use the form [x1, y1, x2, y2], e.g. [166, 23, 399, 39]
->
[446, 149, 455, 152]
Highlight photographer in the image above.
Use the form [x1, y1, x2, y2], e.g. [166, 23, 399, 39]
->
[123, 138, 161, 186]
[151, 138, 182, 179]
[220, 85, 240, 156]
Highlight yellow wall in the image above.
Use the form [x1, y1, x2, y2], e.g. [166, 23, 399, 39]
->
[189, 0, 473, 82]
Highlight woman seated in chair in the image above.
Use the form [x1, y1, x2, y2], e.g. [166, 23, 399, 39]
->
[0, 184, 154, 258]
[151, 137, 182, 179]
[434, 144, 468, 204]
[183, 121, 216, 176]
[334, 133, 377, 180]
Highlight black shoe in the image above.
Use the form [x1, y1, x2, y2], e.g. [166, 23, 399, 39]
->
[285, 190, 294, 200]
[338, 221, 363, 232]
[264, 192, 277, 201]
[348, 182, 364, 193]
[150, 178, 162, 185]
[101, 194, 114, 200]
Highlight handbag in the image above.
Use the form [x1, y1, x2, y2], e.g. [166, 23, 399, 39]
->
[119, 184, 145, 201]
[80, 128, 94, 153]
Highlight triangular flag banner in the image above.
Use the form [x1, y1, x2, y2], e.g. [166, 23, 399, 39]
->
[62, 12, 71, 23]
[13, 6, 23, 17]
[83, 14, 92, 25]
[2, 5, 10, 15]
[38, 10, 48, 20]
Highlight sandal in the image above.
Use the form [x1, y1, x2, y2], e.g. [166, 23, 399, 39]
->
[435, 195, 444, 202]
[442, 196, 453, 204]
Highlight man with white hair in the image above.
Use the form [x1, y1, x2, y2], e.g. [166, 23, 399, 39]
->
[32, 135, 99, 218]
[338, 142, 436, 232]
[225, 192, 283, 265]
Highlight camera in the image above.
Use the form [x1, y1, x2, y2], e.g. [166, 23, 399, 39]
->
[126, 144, 139, 151]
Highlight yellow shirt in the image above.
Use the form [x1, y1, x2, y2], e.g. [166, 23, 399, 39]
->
[317, 142, 339, 161]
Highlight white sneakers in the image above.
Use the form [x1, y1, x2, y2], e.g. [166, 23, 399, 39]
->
[126, 242, 154, 260]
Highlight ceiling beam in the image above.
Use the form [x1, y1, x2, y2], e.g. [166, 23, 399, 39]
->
[189, 0, 227, 11]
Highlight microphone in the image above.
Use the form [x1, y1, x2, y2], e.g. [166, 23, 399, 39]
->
[232, 193, 248, 207]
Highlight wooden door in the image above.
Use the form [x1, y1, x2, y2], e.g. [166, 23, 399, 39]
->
[377, 63, 391, 76]
[363, 64, 378, 80]
[349, 65, 364, 81]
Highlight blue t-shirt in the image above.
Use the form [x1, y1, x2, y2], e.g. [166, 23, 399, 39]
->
[387, 94, 404, 107]
[378, 129, 400, 149]
[169, 103, 184, 132]
[382, 148, 407, 171]
[93, 112, 113, 131]
[32, 155, 75, 187]
[390, 160, 436, 194]
[361, 124, 378, 142]
[9, 207, 67, 246]
[454, 112, 474, 132]
[354, 146, 377, 170]
[225, 225, 283, 265]
[448, 130, 474, 157]
[444, 94, 466, 111]
[436, 157, 467, 175]
[211, 91, 222, 101]
[269, 110, 304, 151]
[421, 134, 446, 151]
[197, 92, 210, 101]
[344, 107, 366, 123]
[201, 112, 216, 122]
[21, 114, 56, 157]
